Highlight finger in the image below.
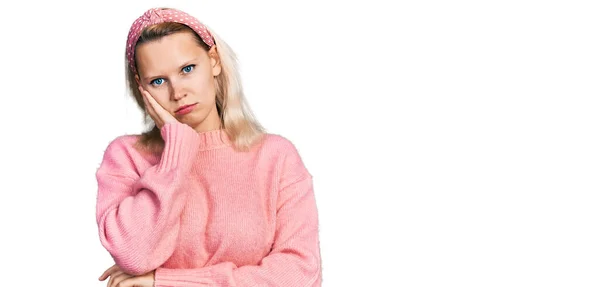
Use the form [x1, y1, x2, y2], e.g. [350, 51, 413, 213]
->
[110, 272, 131, 287]
[108, 270, 124, 287]
[139, 86, 175, 122]
[141, 90, 156, 117]
[116, 276, 146, 287]
[139, 87, 161, 112]
[99, 264, 119, 281]
[139, 87, 154, 113]
[139, 87, 162, 127]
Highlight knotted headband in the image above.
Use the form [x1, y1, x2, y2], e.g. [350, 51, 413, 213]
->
[126, 7, 215, 75]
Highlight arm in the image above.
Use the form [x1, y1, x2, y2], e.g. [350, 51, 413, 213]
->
[96, 122, 200, 275]
[153, 142, 322, 287]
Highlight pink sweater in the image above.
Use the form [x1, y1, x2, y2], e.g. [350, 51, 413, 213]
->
[95, 122, 322, 286]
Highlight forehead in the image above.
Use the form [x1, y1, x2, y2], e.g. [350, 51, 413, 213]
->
[135, 32, 206, 75]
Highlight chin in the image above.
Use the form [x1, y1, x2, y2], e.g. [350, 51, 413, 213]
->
[180, 113, 204, 127]
[179, 106, 219, 130]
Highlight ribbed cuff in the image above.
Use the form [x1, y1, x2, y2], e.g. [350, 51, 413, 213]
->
[157, 122, 200, 172]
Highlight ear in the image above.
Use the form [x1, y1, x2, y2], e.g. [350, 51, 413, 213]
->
[135, 74, 141, 87]
[208, 46, 222, 77]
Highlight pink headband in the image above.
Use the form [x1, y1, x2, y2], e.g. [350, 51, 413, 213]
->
[126, 7, 215, 74]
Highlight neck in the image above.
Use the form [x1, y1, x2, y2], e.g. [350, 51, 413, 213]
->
[192, 105, 222, 133]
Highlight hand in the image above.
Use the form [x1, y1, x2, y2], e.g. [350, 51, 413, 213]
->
[99, 264, 155, 287]
[139, 86, 178, 129]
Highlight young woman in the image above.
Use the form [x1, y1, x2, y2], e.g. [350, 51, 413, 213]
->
[95, 7, 322, 287]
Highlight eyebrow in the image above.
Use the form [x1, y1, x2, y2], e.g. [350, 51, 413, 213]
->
[143, 57, 200, 81]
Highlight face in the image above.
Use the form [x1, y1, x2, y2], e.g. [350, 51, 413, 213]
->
[134, 31, 222, 132]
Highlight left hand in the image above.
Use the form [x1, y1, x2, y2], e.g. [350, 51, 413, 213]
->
[99, 264, 155, 287]
[139, 86, 178, 130]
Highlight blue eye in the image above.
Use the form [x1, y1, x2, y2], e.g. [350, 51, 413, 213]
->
[151, 78, 164, 86]
[183, 64, 195, 73]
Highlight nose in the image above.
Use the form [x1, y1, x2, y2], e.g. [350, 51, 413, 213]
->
[170, 79, 186, 101]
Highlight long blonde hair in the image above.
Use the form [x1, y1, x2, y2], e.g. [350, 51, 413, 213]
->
[125, 22, 264, 152]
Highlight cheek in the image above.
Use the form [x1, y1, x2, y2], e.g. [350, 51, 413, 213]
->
[148, 89, 171, 105]
[190, 72, 216, 98]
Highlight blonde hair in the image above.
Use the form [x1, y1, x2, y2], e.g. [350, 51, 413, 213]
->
[125, 22, 264, 153]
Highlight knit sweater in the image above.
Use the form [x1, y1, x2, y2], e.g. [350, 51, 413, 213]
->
[95, 122, 322, 286]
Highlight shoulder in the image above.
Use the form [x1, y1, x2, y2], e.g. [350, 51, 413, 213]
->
[258, 133, 301, 154]
[101, 134, 143, 159]
[258, 133, 311, 184]
[97, 134, 154, 177]
[255, 133, 307, 165]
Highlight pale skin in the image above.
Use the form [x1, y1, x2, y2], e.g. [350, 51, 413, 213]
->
[98, 264, 154, 287]
[99, 31, 222, 287]
[137, 31, 222, 133]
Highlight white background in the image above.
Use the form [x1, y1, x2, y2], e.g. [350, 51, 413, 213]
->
[0, 0, 598, 286]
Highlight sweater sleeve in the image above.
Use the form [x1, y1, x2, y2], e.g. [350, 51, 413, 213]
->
[153, 142, 322, 286]
[95, 122, 200, 275]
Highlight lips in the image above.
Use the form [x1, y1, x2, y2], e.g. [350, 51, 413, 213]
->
[175, 103, 197, 113]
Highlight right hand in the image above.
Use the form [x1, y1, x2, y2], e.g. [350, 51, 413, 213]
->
[139, 86, 178, 129]
[99, 264, 155, 287]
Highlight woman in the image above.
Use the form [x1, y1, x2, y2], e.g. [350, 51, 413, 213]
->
[95, 7, 322, 287]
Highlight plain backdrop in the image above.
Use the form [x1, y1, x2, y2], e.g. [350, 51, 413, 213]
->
[0, 0, 598, 286]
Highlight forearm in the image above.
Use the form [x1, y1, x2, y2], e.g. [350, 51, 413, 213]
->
[96, 122, 201, 274]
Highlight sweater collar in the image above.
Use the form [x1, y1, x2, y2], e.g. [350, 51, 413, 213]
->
[196, 129, 232, 151]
